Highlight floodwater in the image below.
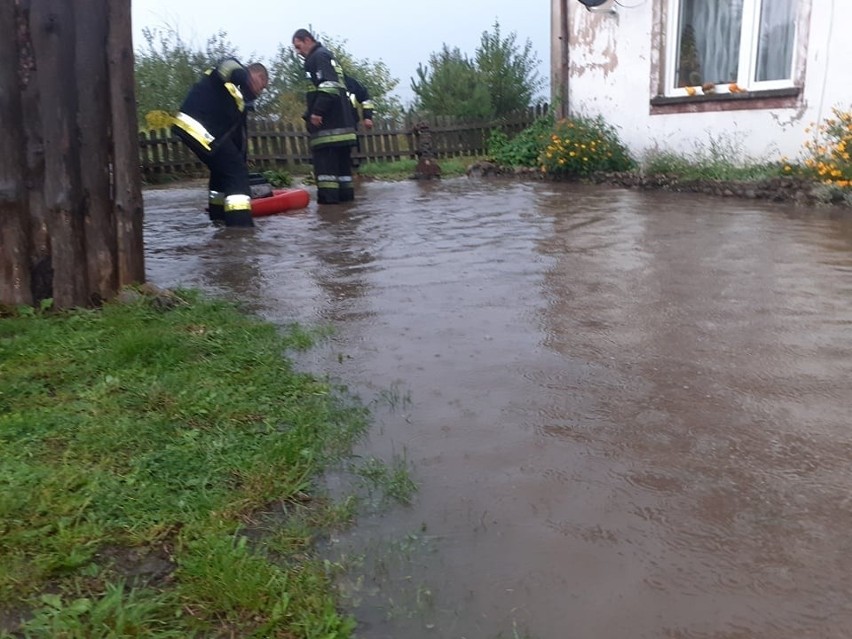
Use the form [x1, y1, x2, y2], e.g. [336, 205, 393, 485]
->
[143, 178, 852, 639]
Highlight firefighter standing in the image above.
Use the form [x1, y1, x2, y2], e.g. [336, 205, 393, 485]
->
[345, 74, 374, 175]
[292, 29, 358, 204]
[172, 58, 268, 227]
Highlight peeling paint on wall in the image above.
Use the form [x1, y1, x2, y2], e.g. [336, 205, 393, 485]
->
[569, 5, 619, 78]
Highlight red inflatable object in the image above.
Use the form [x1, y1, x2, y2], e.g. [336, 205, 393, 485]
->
[251, 188, 311, 217]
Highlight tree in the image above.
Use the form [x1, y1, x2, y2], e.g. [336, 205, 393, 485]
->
[411, 21, 544, 119]
[475, 20, 544, 116]
[410, 45, 493, 119]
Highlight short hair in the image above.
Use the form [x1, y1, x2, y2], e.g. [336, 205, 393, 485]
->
[247, 62, 268, 83]
[292, 28, 315, 43]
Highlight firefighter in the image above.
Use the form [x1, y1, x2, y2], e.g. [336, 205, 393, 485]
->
[172, 58, 268, 227]
[344, 74, 374, 184]
[346, 75, 374, 132]
[292, 29, 358, 204]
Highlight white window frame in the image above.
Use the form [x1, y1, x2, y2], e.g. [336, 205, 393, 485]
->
[664, 0, 798, 97]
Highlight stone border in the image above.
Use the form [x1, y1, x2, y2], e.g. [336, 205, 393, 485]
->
[465, 161, 852, 209]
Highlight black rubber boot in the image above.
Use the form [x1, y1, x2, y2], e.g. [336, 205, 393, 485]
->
[224, 209, 254, 227]
[208, 203, 225, 224]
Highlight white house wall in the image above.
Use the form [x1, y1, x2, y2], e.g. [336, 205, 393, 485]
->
[554, 0, 850, 162]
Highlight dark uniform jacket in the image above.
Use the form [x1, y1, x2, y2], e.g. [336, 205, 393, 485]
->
[175, 58, 259, 154]
[344, 75, 374, 125]
[302, 43, 357, 148]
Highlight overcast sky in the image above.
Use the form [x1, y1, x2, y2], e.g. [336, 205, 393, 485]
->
[130, 0, 552, 105]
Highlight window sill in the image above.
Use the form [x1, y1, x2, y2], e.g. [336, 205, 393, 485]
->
[650, 87, 801, 115]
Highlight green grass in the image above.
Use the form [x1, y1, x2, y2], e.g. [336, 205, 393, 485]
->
[643, 150, 786, 182]
[357, 156, 480, 181]
[0, 290, 383, 638]
[642, 135, 787, 182]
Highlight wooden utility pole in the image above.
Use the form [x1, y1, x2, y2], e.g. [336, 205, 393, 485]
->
[0, 0, 144, 309]
[551, 0, 571, 119]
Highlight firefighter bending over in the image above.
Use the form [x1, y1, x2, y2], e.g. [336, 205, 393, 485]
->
[172, 58, 268, 226]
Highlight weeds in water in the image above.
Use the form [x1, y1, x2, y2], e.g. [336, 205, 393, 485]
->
[375, 381, 412, 411]
[354, 455, 417, 506]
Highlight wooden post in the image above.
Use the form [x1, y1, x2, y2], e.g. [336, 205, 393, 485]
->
[77, 0, 118, 303]
[0, 1, 32, 306]
[0, 0, 145, 309]
[30, 0, 89, 308]
[19, 0, 51, 304]
[108, 0, 145, 288]
[552, 0, 570, 119]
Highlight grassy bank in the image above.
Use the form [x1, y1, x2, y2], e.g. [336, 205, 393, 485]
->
[356, 157, 480, 181]
[0, 289, 377, 638]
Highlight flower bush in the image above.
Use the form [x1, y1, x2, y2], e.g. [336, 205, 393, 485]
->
[795, 106, 852, 188]
[539, 116, 634, 177]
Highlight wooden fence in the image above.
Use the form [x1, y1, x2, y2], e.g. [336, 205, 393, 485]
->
[139, 104, 549, 177]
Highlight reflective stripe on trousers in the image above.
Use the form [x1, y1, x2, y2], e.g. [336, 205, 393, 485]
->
[224, 194, 251, 212]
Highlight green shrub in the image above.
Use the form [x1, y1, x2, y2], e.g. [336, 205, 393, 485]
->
[261, 168, 292, 188]
[539, 116, 634, 176]
[487, 114, 554, 167]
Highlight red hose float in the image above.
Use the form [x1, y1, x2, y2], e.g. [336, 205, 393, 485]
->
[251, 188, 311, 217]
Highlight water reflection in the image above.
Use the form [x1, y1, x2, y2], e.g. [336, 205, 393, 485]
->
[311, 204, 376, 323]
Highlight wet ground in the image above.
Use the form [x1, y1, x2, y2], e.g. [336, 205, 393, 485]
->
[144, 178, 852, 639]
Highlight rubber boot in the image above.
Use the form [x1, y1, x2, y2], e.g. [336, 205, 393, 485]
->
[224, 209, 254, 227]
[223, 194, 254, 227]
[339, 176, 355, 202]
[208, 202, 225, 224]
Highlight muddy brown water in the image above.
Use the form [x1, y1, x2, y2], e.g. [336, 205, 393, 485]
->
[144, 179, 852, 639]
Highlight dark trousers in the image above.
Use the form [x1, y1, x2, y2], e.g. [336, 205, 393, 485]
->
[312, 144, 354, 204]
[173, 127, 253, 226]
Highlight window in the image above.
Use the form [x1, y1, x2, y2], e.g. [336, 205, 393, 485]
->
[665, 0, 798, 96]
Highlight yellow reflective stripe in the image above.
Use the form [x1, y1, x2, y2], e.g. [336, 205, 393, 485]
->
[224, 82, 245, 112]
[208, 190, 225, 205]
[224, 194, 251, 212]
[174, 112, 214, 151]
[311, 133, 356, 147]
[215, 59, 243, 82]
[318, 80, 345, 90]
[361, 100, 375, 109]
